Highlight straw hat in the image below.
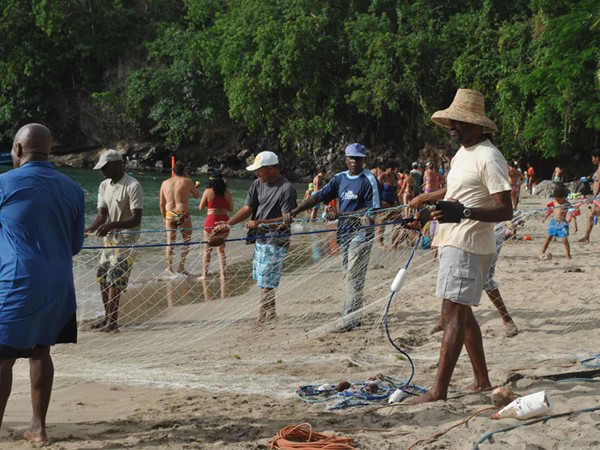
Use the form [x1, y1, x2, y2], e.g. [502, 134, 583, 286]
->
[431, 89, 498, 134]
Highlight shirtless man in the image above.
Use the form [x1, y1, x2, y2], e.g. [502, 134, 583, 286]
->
[508, 162, 524, 210]
[159, 162, 200, 274]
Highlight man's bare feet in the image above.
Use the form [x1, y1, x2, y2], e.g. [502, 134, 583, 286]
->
[177, 267, 190, 276]
[90, 318, 107, 330]
[197, 274, 207, 281]
[95, 323, 119, 333]
[463, 382, 493, 392]
[504, 321, 519, 338]
[20, 427, 48, 443]
[431, 319, 444, 334]
[578, 237, 590, 243]
[405, 391, 445, 405]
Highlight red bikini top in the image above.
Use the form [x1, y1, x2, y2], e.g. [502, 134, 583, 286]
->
[208, 195, 229, 209]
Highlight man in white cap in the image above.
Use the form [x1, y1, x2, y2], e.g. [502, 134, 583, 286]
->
[288, 143, 381, 332]
[216, 151, 296, 325]
[85, 149, 144, 333]
[408, 89, 512, 403]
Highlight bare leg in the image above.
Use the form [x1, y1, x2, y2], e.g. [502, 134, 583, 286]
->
[407, 300, 470, 404]
[177, 224, 193, 275]
[22, 347, 53, 442]
[562, 237, 572, 259]
[259, 288, 276, 324]
[196, 278, 209, 301]
[486, 288, 519, 337]
[104, 286, 121, 332]
[91, 282, 110, 329]
[579, 213, 593, 243]
[198, 231, 211, 280]
[540, 235, 552, 256]
[375, 213, 386, 248]
[486, 288, 513, 325]
[463, 308, 492, 392]
[165, 224, 177, 273]
[216, 244, 227, 299]
[0, 357, 16, 430]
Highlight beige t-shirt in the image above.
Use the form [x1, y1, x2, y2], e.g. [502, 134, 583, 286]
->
[432, 139, 510, 255]
[97, 173, 144, 245]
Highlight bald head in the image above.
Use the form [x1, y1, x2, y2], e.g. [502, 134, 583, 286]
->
[11, 123, 53, 168]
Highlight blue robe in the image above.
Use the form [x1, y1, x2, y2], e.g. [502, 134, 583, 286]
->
[0, 161, 85, 349]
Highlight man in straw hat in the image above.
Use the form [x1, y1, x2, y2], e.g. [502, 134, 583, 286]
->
[407, 89, 513, 403]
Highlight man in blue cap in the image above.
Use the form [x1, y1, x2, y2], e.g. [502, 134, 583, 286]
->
[288, 143, 381, 332]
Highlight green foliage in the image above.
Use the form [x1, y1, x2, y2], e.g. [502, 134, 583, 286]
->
[0, 0, 598, 162]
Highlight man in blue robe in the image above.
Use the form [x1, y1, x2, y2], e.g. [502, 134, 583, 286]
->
[0, 124, 85, 442]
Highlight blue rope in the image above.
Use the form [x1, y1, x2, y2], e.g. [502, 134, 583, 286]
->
[580, 354, 600, 368]
[81, 218, 418, 250]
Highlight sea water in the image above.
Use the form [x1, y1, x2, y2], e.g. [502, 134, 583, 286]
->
[0, 164, 309, 321]
[0, 165, 307, 230]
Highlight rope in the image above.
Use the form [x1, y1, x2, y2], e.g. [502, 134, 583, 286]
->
[268, 423, 356, 449]
[382, 229, 422, 389]
[580, 354, 600, 368]
[406, 406, 496, 450]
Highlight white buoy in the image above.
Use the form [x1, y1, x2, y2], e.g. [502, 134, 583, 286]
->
[390, 268, 408, 292]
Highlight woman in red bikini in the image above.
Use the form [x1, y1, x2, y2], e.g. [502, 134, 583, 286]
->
[198, 171, 233, 282]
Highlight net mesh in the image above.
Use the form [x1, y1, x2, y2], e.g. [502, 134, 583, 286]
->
[9, 194, 600, 400]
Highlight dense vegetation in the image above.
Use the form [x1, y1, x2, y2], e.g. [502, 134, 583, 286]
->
[0, 0, 598, 167]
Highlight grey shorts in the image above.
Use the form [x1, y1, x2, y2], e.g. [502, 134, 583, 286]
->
[436, 246, 494, 306]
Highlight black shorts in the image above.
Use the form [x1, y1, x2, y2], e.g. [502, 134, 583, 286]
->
[0, 312, 77, 360]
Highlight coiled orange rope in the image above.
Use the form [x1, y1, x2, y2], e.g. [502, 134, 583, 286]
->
[268, 423, 356, 450]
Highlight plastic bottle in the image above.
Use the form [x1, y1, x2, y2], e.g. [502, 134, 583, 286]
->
[594, 215, 598, 226]
[491, 390, 553, 420]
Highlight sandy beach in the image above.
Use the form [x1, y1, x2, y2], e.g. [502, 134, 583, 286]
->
[2, 194, 599, 449]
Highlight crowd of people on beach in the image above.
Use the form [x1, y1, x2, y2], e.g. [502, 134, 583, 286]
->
[2, 88, 600, 442]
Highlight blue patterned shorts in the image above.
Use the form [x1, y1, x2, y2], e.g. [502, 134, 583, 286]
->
[547, 218, 569, 238]
[252, 243, 288, 289]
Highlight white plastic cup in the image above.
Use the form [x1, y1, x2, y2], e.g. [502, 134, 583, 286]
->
[388, 389, 408, 404]
[493, 390, 553, 420]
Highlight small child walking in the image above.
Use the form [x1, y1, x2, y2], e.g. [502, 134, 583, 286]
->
[540, 185, 572, 260]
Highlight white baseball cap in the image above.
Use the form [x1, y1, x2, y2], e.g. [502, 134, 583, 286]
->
[93, 149, 123, 170]
[246, 151, 279, 171]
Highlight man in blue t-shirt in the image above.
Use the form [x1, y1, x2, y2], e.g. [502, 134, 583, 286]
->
[289, 143, 381, 332]
[0, 124, 85, 442]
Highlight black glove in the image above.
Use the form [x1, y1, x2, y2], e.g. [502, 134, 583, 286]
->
[435, 200, 465, 223]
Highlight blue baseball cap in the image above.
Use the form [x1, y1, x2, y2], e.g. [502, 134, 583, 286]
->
[345, 143, 366, 158]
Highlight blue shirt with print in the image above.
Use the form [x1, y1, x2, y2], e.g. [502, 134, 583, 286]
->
[316, 169, 380, 243]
